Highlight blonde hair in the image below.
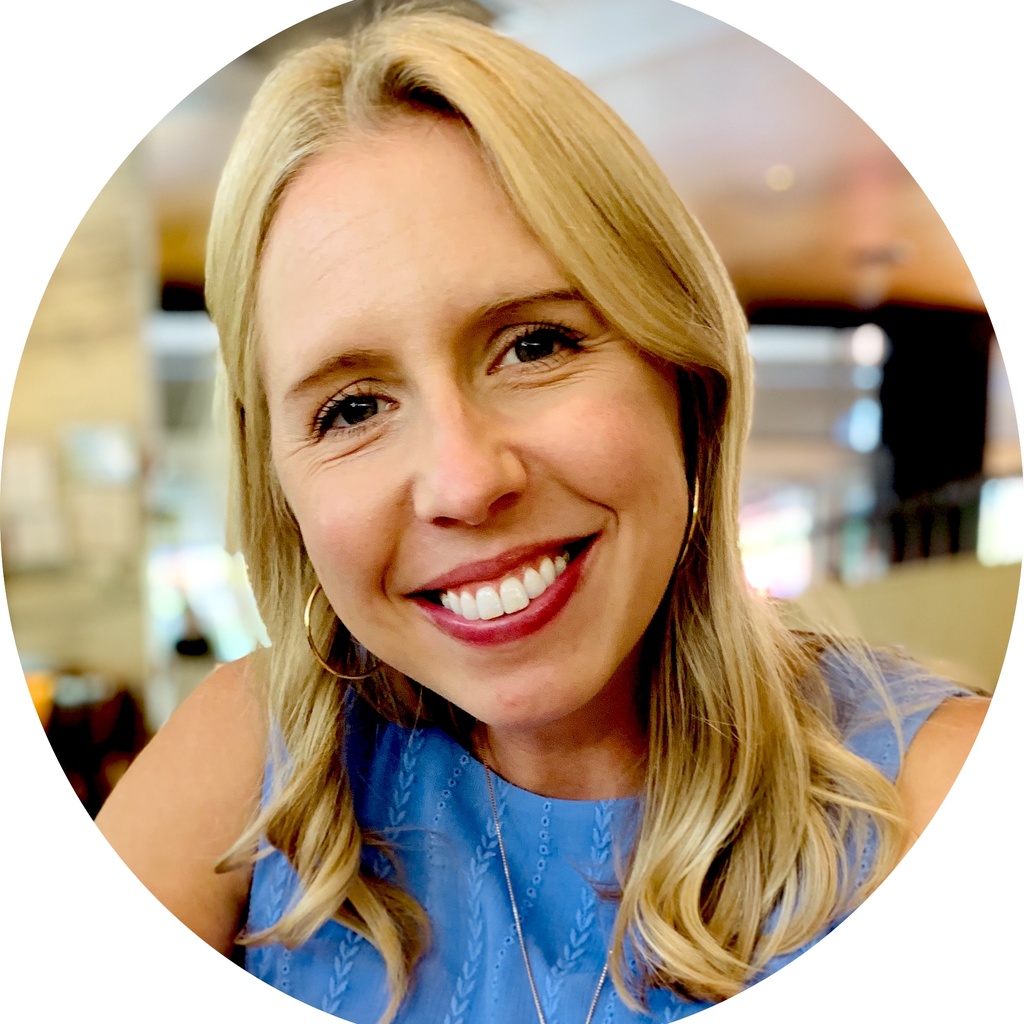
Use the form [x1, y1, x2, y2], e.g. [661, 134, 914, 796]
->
[206, 9, 905, 1019]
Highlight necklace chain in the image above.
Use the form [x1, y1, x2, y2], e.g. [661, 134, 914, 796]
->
[484, 765, 609, 1024]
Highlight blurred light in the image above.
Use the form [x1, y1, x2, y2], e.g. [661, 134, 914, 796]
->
[850, 322, 888, 366]
[148, 544, 269, 661]
[835, 397, 882, 453]
[740, 489, 814, 597]
[842, 481, 876, 516]
[764, 163, 795, 191]
[747, 325, 843, 364]
[62, 424, 139, 485]
[852, 364, 882, 390]
[146, 310, 219, 354]
[978, 477, 1024, 565]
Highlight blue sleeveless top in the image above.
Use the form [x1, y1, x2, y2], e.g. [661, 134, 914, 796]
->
[244, 657, 964, 1024]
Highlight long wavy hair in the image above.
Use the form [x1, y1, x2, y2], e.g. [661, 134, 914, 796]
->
[206, 9, 905, 1021]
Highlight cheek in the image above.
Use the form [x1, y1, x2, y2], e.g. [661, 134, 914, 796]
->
[274, 455, 395, 599]
[552, 372, 687, 512]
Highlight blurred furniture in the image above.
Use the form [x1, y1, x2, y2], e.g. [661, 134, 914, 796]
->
[785, 555, 1019, 693]
[41, 673, 149, 818]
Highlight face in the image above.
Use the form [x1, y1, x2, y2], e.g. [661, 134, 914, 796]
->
[259, 116, 689, 743]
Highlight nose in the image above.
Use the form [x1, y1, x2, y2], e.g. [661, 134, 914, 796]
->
[411, 389, 527, 527]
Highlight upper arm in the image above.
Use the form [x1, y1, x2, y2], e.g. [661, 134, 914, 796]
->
[94, 656, 268, 955]
[895, 694, 990, 858]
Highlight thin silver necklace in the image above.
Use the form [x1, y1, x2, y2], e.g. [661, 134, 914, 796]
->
[484, 764, 610, 1024]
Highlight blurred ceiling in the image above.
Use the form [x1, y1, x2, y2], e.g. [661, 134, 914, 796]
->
[143, 0, 984, 314]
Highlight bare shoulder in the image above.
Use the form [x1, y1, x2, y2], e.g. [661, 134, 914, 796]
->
[895, 694, 990, 856]
[95, 655, 268, 954]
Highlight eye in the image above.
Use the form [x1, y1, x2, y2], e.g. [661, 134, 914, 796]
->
[314, 391, 390, 436]
[336, 395, 380, 425]
[496, 323, 584, 368]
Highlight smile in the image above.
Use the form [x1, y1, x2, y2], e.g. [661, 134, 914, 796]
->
[438, 549, 570, 620]
[412, 536, 596, 646]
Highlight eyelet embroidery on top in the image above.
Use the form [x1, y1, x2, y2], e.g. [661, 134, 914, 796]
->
[321, 928, 364, 1016]
[250, 670, 967, 1022]
[442, 786, 501, 1024]
[542, 800, 616, 1019]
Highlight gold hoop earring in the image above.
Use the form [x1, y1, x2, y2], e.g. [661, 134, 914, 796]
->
[676, 474, 701, 568]
[304, 583, 380, 680]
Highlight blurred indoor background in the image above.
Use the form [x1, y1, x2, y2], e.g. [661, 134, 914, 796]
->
[3, 0, 1019, 816]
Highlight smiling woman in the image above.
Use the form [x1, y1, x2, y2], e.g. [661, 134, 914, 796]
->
[95, 9, 987, 1024]
[261, 119, 688, 757]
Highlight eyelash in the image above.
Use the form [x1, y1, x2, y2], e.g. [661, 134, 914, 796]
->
[311, 321, 587, 439]
[491, 321, 586, 371]
[312, 381, 388, 439]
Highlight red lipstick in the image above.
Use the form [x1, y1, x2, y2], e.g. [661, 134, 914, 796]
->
[413, 536, 585, 594]
[413, 537, 594, 646]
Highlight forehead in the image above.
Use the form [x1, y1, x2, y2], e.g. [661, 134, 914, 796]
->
[257, 116, 567, 373]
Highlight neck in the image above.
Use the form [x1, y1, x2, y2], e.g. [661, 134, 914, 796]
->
[479, 727, 645, 800]
[474, 675, 647, 800]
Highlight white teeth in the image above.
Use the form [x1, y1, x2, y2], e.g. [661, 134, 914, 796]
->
[460, 591, 480, 620]
[440, 549, 575, 621]
[499, 577, 529, 614]
[522, 567, 546, 599]
[476, 586, 504, 620]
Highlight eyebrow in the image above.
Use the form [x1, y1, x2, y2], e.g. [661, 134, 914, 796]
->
[283, 347, 398, 404]
[473, 287, 587, 322]
[281, 287, 589, 403]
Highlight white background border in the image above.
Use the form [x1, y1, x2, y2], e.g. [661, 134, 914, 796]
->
[1, 1, 1019, 1020]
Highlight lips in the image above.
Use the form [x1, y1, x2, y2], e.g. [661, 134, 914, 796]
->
[410, 535, 596, 646]
[439, 549, 570, 621]
[413, 536, 590, 593]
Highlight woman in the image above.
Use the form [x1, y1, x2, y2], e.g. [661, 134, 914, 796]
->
[97, 10, 987, 1024]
